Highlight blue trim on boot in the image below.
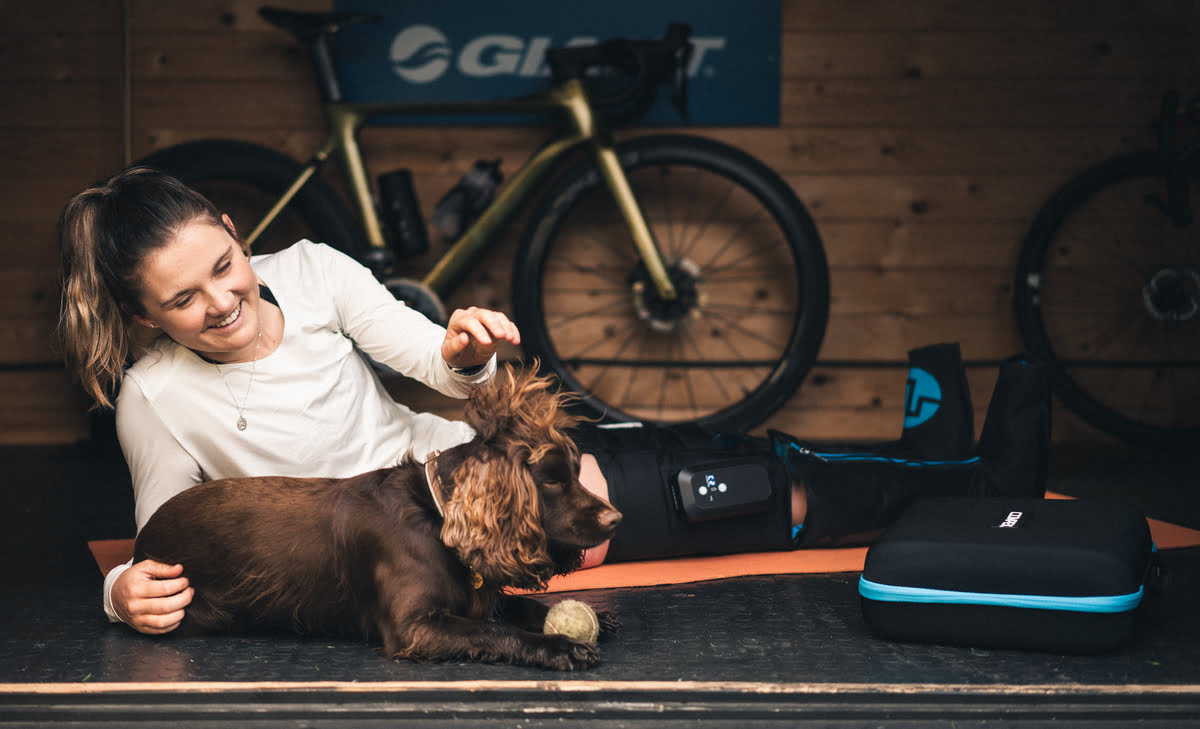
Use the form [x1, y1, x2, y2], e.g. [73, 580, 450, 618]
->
[773, 438, 980, 470]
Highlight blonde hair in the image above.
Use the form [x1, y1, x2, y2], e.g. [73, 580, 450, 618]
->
[56, 167, 223, 409]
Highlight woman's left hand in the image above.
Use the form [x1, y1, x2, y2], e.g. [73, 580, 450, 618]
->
[441, 307, 521, 369]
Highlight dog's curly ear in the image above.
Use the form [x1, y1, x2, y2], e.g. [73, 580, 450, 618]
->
[441, 449, 554, 590]
[464, 363, 580, 443]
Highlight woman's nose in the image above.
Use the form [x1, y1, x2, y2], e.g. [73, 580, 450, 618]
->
[204, 286, 239, 316]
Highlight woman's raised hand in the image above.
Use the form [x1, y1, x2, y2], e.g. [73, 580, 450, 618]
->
[441, 307, 521, 370]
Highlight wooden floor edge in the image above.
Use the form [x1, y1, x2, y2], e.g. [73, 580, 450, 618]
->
[4, 680, 1200, 696]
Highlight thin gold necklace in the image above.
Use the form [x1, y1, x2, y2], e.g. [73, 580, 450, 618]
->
[215, 326, 263, 432]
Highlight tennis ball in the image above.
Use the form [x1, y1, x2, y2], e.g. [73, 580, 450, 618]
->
[543, 599, 600, 643]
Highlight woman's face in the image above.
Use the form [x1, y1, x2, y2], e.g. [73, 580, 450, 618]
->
[133, 215, 263, 363]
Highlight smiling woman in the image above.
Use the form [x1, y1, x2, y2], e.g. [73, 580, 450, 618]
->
[131, 217, 278, 365]
[55, 166, 521, 635]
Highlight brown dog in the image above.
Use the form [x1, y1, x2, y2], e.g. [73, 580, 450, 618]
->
[134, 366, 622, 670]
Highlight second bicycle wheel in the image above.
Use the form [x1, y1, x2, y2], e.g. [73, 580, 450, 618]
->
[514, 134, 829, 433]
[1015, 149, 1200, 448]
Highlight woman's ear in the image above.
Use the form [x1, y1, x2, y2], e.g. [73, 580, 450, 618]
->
[131, 312, 157, 329]
[222, 214, 250, 257]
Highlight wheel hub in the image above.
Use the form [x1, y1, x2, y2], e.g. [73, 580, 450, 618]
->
[1142, 266, 1200, 322]
[629, 258, 705, 333]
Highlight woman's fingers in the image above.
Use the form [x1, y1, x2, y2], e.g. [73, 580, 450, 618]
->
[443, 307, 521, 366]
[114, 559, 194, 635]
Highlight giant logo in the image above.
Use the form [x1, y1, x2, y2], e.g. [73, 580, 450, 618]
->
[389, 25, 725, 84]
[390, 25, 453, 83]
[903, 366, 942, 429]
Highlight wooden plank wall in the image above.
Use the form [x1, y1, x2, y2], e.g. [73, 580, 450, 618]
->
[3, 0, 1199, 446]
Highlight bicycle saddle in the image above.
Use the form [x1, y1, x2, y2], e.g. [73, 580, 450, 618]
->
[258, 6, 380, 42]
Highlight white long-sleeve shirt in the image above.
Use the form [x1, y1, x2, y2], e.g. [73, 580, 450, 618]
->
[104, 240, 492, 621]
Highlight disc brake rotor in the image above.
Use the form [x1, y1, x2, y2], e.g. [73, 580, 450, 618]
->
[629, 258, 706, 333]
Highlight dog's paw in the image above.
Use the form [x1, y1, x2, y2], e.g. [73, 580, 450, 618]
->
[537, 634, 600, 671]
[597, 610, 621, 642]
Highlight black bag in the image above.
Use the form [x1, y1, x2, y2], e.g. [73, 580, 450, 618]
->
[858, 497, 1155, 653]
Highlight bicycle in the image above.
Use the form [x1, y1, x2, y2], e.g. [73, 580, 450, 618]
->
[1014, 90, 1200, 449]
[138, 6, 830, 435]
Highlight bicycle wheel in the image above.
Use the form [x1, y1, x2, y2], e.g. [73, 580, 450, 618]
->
[513, 134, 829, 433]
[137, 139, 367, 260]
[1015, 149, 1200, 448]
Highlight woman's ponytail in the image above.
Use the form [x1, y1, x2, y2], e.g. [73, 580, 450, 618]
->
[55, 167, 221, 409]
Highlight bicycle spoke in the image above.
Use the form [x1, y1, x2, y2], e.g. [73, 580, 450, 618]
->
[542, 260, 634, 283]
[585, 328, 645, 409]
[1092, 195, 1155, 271]
[677, 176, 739, 264]
[701, 302, 799, 317]
[697, 306, 790, 354]
[565, 209, 641, 266]
[656, 335, 678, 417]
[703, 245, 797, 281]
[648, 164, 684, 261]
[638, 165, 736, 266]
[617, 333, 652, 411]
[678, 323, 735, 402]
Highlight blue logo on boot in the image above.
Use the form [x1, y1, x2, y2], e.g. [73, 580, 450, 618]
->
[904, 367, 942, 428]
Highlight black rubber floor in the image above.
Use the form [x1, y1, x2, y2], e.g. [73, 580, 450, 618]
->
[2, 436, 1199, 727]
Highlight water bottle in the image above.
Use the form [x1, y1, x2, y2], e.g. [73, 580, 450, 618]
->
[377, 168, 429, 258]
[430, 159, 503, 241]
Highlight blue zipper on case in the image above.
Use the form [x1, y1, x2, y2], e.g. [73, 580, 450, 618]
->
[858, 576, 1144, 613]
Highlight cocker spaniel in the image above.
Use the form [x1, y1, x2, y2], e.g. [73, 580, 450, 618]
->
[134, 365, 622, 670]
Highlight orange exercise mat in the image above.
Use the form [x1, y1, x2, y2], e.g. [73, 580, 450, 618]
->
[88, 492, 1200, 594]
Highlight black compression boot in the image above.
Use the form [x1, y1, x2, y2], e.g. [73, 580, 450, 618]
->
[896, 342, 975, 459]
[780, 342, 974, 460]
[776, 436, 988, 546]
[776, 354, 1050, 547]
[975, 354, 1052, 499]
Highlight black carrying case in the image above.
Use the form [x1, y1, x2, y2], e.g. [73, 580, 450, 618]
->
[858, 497, 1154, 653]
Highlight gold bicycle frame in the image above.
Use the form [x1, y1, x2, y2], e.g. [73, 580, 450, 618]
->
[244, 78, 677, 301]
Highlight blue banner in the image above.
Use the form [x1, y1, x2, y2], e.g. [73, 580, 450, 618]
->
[332, 0, 780, 125]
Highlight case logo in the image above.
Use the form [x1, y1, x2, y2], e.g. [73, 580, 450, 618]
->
[996, 511, 1024, 528]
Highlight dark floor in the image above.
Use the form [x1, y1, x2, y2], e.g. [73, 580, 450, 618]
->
[2, 436, 1200, 726]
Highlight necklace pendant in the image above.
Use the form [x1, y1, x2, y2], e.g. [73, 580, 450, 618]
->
[236, 416, 247, 431]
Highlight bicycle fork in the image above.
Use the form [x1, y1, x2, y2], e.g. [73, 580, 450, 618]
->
[559, 83, 678, 303]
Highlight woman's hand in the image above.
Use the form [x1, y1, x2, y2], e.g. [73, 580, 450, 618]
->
[441, 307, 521, 370]
[111, 560, 194, 635]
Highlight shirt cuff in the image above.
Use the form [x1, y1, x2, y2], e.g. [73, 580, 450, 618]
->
[446, 354, 497, 384]
[449, 363, 486, 376]
[103, 560, 133, 624]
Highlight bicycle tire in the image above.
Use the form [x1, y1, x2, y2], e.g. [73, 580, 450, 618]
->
[1015, 149, 1200, 448]
[513, 134, 830, 433]
[137, 139, 368, 260]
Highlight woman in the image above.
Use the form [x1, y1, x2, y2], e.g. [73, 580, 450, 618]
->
[58, 167, 1049, 635]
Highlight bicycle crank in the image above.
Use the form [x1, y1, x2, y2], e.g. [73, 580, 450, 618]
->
[629, 258, 705, 333]
[1142, 265, 1200, 322]
[384, 277, 449, 326]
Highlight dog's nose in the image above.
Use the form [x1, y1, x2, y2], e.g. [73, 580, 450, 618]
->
[599, 508, 622, 530]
